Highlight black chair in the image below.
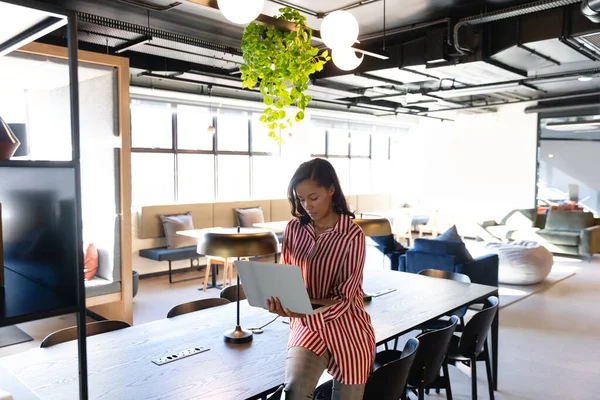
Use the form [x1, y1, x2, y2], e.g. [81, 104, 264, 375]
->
[376, 316, 459, 400]
[417, 269, 471, 331]
[166, 298, 230, 318]
[314, 338, 419, 400]
[40, 320, 131, 348]
[447, 296, 499, 400]
[220, 284, 246, 302]
[265, 385, 284, 400]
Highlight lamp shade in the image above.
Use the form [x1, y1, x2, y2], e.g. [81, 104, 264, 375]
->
[320, 10, 359, 49]
[354, 214, 392, 237]
[197, 227, 278, 258]
[0, 116, 20, 160]
[332, 47, 364, 71]
[217, 0, 264, 25]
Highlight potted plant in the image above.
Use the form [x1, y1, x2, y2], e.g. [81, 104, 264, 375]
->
[240, 8, 330, 143]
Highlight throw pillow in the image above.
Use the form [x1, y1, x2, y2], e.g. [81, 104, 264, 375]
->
[83, 243, 99, 281]
[436, 225, 462, 242]
[160, 212, 197, 249]
[235, 206, 265, 227]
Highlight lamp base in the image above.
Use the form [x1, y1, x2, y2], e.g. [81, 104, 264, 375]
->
[224, 325, 253, 344]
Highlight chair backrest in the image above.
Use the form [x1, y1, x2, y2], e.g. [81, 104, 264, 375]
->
[167, 298, 230, 318]
[418, 269, 471, 283]
[40, 320, 131, 348]
[220, 284, 246, 302]
[363, 338, 420, 400]
[266, 385, 284, 400]
[408, 316, 459, 387]
[458, 296, 499, 357]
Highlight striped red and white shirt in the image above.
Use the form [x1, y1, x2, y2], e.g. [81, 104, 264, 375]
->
[281, 213, 376, 385]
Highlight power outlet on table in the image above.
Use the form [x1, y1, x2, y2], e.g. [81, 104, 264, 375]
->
[152, 346, 210, 366]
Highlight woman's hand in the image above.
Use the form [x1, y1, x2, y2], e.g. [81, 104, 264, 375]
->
[266, 297, 306, 319]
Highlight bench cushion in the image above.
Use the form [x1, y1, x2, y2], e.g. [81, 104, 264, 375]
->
[139, 246, 199, 262]
[85, 277, 121, 297]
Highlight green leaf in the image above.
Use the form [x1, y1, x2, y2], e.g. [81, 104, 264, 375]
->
[259, 115, 267, 123]
[321, 49, 328, 58]
[296, 111, 305, 121]
[278, 110, 286, 119]
[279, 123, 287, 130]
[264, 96, 274, 106]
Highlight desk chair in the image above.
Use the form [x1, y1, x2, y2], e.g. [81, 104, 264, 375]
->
[314, 338, 419, 400]
[220, 284, 246, 302]
[40, 320, 131, 348]
[167, 298, 230, 318]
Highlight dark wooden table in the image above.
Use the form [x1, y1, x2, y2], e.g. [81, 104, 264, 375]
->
[0, 270, 498, 400]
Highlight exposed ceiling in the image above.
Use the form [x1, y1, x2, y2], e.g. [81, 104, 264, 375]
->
[10, 0, 600, 119]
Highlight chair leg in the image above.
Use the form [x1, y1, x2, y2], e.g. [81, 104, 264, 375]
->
[484, 343, 495, 400]
[443, 360, 453, 400]
[471, 356, 478, 400]
[168, 261, 173, 284]
[418, 386, 424, 400]
[203, 258, 211, 291]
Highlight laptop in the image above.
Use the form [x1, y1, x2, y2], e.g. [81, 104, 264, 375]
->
[234, 260, 339, 315]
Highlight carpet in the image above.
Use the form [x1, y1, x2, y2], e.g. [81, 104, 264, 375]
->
[0, 325, 33, 348]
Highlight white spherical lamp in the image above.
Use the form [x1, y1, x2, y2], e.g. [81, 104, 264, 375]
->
[217, 0, 264, 25]
[320, 10, 359, 49]
[332, 47, 364, 71]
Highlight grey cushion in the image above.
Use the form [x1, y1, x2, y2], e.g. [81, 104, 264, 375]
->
[96, 247, 121, 282]
[85, 277, 121, 297]
[545, 210, 594, 232]
[160, 212, 197, 249]
[235, 206, 265, 227]
[437, 225, 461, 241]
[537, 230, 580, 246]
[484, 240, 553, 285]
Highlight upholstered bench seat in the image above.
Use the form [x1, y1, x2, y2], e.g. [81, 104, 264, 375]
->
[139, 246, 199, 262]
[85, 277, 121, 297]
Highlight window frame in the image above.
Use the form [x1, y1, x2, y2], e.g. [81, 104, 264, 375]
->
[130, 98, 281, 205]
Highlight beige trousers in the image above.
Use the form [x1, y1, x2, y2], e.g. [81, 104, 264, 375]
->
[284, 346, 366, 400]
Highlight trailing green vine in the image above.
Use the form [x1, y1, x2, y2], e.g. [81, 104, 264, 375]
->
[240, 8, 330, 143]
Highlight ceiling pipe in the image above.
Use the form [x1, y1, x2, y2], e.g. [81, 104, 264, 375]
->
[453, 0, 583, 55]
[524, 102, 600, 113]
[420, 89, 600, 115]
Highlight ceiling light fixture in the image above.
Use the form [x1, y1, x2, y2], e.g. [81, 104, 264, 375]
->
[578, 76, 593, 82]
[217, 0, 264, 25]
[332, 47, 364, 71]
[320, 10, 359, 50]
[545, 121, 600, 131]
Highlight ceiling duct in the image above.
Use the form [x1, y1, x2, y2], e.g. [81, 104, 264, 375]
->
[454, 0, 582, 55]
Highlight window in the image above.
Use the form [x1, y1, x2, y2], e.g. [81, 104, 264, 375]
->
[131, 100, 172, 149]
[131, 98, 290, 206]
[251, 113, 279, 154]
[217, 109, 249, 152]
[131, 153, 175, 205]
[329, 158, 350, 192]
[311, 128, 326, 155]
[328, 129, 350, 156]
[350, 130, 371, 157]
[252, 155, 288, 199]
[177, 104, 214, 151]
[371, 134, 389, 160]
[350, 158, 371, 194]
[217, 155, 250, 201]
[177, 154, 215, 203]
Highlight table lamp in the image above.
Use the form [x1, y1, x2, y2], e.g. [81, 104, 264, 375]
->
[197, 227, 278, 344]
[353, 213, 393, 301]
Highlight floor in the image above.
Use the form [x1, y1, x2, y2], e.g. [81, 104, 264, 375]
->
[1, 258, 599, 399]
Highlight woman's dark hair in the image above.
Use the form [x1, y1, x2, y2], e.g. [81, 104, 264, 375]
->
[287, 158, 354, 225]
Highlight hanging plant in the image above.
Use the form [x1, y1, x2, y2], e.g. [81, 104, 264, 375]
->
[240, 8, 330, 143]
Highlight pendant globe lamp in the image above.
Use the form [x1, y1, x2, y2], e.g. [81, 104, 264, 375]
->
[196, 226, 278, 344]
[332, 47, 364, 71]
[320, 10, 359, 50]
[0, 116, 20, 160]
[217, 0, 264, 25]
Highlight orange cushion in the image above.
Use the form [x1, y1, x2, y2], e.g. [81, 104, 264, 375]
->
[84, 243, 99, 281]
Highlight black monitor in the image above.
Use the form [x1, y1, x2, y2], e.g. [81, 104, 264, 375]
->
[0, 167, 79, 306]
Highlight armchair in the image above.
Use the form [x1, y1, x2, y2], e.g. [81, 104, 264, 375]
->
[398, 238, 499, 287]
[365, 234, 407, 271]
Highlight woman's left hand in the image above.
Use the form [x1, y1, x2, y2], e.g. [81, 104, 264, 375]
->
[267, 297, 306, 319]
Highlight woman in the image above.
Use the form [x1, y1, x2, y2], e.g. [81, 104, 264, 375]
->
[267, 158, 375, 400]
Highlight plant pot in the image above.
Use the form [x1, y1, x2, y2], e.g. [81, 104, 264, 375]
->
[0, 116, 20, 160]
[132, 270, 139, 298]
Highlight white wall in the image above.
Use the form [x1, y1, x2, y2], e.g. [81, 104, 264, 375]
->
[400, 103, 538, 223]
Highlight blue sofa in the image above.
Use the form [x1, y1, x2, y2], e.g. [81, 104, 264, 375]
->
[397, 238, 499, 287]
[365, 234, 408, 271]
